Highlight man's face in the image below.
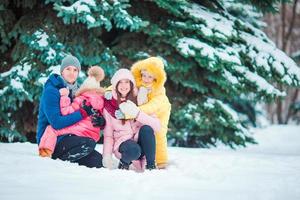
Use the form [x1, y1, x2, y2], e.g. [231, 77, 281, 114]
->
[61, 66, 79, 84]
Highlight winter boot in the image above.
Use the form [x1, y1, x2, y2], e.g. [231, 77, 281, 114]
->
[118, 160, 130, 170]
[146, 164, 156, 170]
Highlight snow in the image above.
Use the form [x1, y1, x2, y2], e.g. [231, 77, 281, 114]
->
[75, 4, 90, 13]
[292, 50, 300, 58]
[0, 63, 32, 78]
[10, 79, 24, 90]
[177, 37, 241, 66]
[204, 98, 240, 122]
[203, 99, 215, 109]
[217, 100, 239, 121]
[33, 30, 49, 47]
[240, 32, 300, 82]
[223, 69, 239, 84]
[222, 0, 265, 28]
[0, 63, 31, 94]
[177, 2, 300, 94]
[61, 0, 96, 13]
[0, 86, 8, 95]
[46, 48, 56, 62]
[86, 15, 96, 23]
[1, 125, 299, 200]
[235, 65, 286, 97]
[204, 98, 253, 139]
[81, 0, 96, 7]
[182, 3, 236, 37]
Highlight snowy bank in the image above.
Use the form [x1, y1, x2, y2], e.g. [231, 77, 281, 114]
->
[0, 125, 300, 200]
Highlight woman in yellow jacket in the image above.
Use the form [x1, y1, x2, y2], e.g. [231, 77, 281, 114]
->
[131, 57, 171, 169]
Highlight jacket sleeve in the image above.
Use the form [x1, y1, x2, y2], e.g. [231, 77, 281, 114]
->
[138, 94, 170, 115]
[43, 89, 83, 130]
[38, 125, 57, 152]
[135, 111, 161, 133]
[60, 95, 83, 115]
[102, 109, 114, 156]
[90, 95, 105, 113]
[60, 96, 74, 115]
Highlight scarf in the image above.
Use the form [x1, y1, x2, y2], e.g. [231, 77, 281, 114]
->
[65, 81, 79, 100]
[141, 83, 152, 93]
[104, 98, 126, 119]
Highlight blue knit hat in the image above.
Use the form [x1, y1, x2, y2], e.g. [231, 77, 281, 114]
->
[60, 55, 81, 73]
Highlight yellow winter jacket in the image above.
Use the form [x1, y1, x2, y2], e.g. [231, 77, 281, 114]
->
[131, 57, 171, 167]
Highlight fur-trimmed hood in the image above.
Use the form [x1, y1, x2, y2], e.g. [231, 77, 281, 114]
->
[131, 57, 167, 96]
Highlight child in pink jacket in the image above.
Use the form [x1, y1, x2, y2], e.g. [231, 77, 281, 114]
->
[102, 68, 161, 171]
[39, 66, 106, 156]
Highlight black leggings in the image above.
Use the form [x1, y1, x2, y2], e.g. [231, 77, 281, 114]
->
[119, 125, 156, 166]
[52, 134, 103, 168]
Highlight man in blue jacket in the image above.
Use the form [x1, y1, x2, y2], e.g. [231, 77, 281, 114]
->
[37, 55, 104, 168]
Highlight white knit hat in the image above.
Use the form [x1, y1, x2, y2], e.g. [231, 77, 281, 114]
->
[75, 66, 105, 96]
[111, 68, 136, 89]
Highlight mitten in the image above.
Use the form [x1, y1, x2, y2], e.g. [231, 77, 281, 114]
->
[137, 86, 149, 106]
[92, 114, 106, 127]
[102, 155, 118, 169]
[59, 88, 69, 96]
[115, 109, 125, 119]
[115, 109, 135, 120]
[80, 100, 94, 118]
[119, 100, 140, 119]
[104, 91, 113, 100]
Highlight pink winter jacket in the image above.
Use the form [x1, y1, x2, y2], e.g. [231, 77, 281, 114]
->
[59, 91, 104, 140]
[38, 91, 104, 152]
[102, 107, 161, 159]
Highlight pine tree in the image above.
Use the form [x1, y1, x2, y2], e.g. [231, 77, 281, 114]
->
[0, 0, 299, 147]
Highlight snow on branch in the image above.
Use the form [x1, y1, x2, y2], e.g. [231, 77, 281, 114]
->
[239, 32, 300, 85]
[181, 3, 237, 38]
[0, 62, 32, 94]
[177, 37, 241, 66]
[235, 65, 286, 97]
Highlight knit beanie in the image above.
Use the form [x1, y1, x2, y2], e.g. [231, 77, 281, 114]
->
[80, 66, 105, 89]
[75, 66, 105, 96]
[111, 68, 136, 89]
[60, 55, 81, 73]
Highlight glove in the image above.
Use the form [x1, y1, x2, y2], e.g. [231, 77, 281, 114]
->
[115, 109, 125, 120]
[39, 148, 52, 157]
[137, 86, 149, 106]
[115, 109, 136, 120]
[104, 91, 113, 100]
[119, 100, 140, 119]
[102, 155, 119, 169]
[92, 114, 106, 127]
[80, 100, 94, 118]
[59, 88, 69, 96]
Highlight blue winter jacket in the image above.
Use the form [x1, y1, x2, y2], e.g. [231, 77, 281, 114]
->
[36, 74, 83, 144]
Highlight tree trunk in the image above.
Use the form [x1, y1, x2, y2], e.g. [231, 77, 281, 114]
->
[267, 0, 300, 124]
[276, 4, 286, 124]
[285, 89, 300, 124]
[282, 0, 298, 51]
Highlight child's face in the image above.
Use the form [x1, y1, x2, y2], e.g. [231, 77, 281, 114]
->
[141, 71, 155, 85]
[117, 79, 131, 97]
[61, 66, 79, 84]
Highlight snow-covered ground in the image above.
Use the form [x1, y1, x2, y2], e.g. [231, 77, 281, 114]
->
[1, 125, 300, 200]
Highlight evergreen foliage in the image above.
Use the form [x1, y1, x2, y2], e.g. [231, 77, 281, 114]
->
[0, 0, 299, 147]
